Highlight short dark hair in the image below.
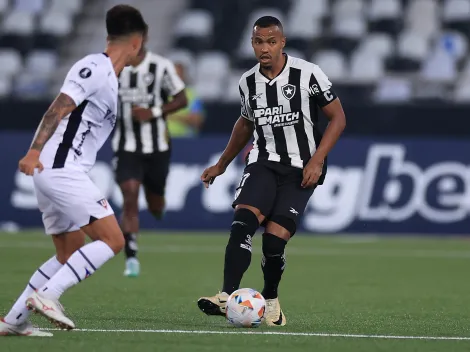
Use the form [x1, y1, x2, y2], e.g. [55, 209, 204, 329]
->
[106, 5, 148, 38]
[253, 16, 283, 32]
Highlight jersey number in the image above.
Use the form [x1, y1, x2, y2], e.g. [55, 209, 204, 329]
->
[234, 173, 250, 200]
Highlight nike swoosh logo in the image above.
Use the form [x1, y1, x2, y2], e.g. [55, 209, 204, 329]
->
[272, 311, 283, 325]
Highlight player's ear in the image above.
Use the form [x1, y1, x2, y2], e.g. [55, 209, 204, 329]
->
[281, 36, 286, 49]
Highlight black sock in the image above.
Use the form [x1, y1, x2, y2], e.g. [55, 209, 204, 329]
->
[261, 233, 287, 300]
[222, 208, 260, 294]
[124, 233, 138, 259]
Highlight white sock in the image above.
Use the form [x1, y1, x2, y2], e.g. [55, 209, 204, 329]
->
[4, 256, 62, 325]
[39, 241, 114, 300]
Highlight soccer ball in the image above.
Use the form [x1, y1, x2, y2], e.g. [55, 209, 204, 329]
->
[225, 288, 266, 328]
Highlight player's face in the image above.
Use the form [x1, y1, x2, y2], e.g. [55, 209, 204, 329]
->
[252, 25, 285, 68]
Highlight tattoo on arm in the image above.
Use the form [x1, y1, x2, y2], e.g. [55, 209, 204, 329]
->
[30, 93, 76, 152]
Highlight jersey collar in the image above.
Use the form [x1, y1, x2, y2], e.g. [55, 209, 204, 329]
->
[131, 51, 151, 71]
[258, 53, 290, 86]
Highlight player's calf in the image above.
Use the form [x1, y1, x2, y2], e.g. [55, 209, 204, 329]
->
[261, 232, 287, 300]
[30, 215, 123, 329]
[221, 207, 261, 294]
[146, 193, 165, 220]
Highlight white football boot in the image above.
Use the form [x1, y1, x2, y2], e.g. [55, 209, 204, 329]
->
[26, 292, 75, 330]
[124, 258, 140, 277]
[197, 291, 228, 316]
[0, 318, 53, 337]
[265, 298, 287, 326]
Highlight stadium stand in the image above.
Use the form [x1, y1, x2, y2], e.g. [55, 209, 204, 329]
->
[169, 0, 470, 103]
[1, 0, 470, 104]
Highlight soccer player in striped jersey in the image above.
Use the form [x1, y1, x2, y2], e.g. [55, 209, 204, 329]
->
[112, 32, 187, 277]
[197, 16, 346, 326]
[0, 5, 147, 336]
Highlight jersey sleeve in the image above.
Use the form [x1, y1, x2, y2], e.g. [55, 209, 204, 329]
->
[161, 61, 185, 96]
[308, 65, 338, 108]
[60, 57, 106, 106]
[239, 85, 252, 121]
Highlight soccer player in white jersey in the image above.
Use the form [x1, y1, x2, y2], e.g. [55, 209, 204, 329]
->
[0, 5, 147, 336]
[197, 16, 346, 326]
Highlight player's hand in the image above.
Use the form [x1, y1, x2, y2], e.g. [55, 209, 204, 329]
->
[201, 164, 226, 189]
[19, 149, 43, 176]
[132, 106, 154, 122]
[302, 155, 324, 188]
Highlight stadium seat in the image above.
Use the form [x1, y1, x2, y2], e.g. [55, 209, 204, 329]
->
[194, 76, 223, 101]
[443, 0, 470, 20]
[421, 48, 457, 83]
[174, 10, 213, 52]
[330, 15, 367, 55]
[39, 12, 73, 36]
[288, 0, 328, 20]
[396, 31, 430, 65]
[13, 0, 45, 13]
[442, 0, 470, 34]
[36, 11, 73, 49]
[25, 51, 58, 77]
[0, 0, 9, 15]
[435, 31, 469, 62]
[0, 75, 12, 98]
[350, 53, 384, 84]
[357, 34, 395, 59]
[374, 76, 413, 102]
[332, 0, 365, 17]
[0, 49, 22, 76]
[0, 10, 35, 54]
[49, 0, 83, 15]
[196, 51, 230, 80]
[13, 72, 50, 99]
[222, 71, 247, 103]
[312, 50, 348, 82]
[283, 48, 306, 61]
[406, 0, 440, 39]
[167, 49, 195, 81]
[368, 0, 403, 35]
[2, 10, 35, 35]
[286, 16, 322, 41]
[453, 78, 470, 102]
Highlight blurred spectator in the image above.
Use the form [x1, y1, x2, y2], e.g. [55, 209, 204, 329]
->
[167, 62, 205, 137]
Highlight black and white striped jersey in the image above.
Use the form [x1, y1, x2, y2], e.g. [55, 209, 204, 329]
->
[112, 51, 185, 154]
[239, 54, 337, 174]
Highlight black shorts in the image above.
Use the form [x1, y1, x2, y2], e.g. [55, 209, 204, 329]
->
[114, 151, 170, 196]
[232, 161, 315, 232]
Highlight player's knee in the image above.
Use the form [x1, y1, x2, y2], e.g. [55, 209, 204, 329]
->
[262, 233, 287, 257]
[268, 215, 297, 238]
[104, 232, 125, 254]
[228, 208, 260, 250]
[235, 204, 264, 223]
[122, 197, 139, 214]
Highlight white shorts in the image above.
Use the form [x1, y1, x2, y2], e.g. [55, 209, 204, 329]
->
[33, 168, 114, 235]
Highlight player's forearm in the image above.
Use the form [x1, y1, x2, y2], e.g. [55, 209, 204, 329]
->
[30, 93, 76, 152]
[313, 112, 346, 161]
[217, 117, 254, 169]
[162, 91, 188, 115]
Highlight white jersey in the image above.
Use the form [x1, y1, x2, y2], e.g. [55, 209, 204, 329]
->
[40, 53, 118, 173]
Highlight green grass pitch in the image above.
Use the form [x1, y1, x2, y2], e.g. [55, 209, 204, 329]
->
[1, 231, 470, 352]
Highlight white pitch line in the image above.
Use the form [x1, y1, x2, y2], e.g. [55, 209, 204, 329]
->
[44, 328, 470, 341]
[2, 241, 470, 259]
